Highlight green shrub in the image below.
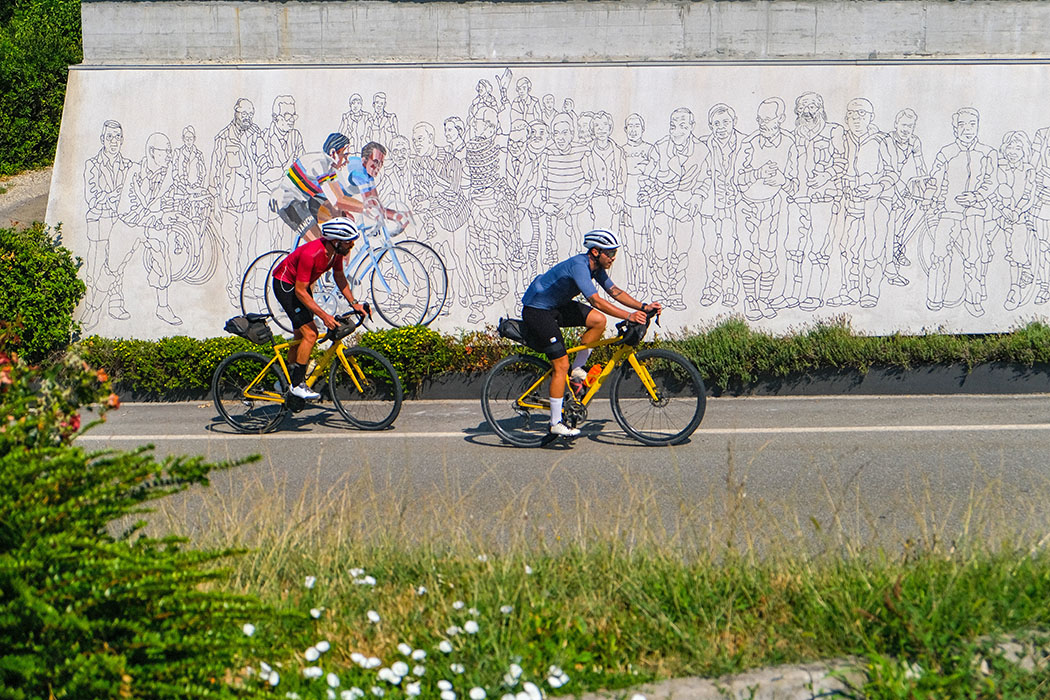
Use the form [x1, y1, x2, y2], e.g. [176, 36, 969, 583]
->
[0, 224, 85, 362]
[0, 0, 81, 176]
[0, 325, 302, 698]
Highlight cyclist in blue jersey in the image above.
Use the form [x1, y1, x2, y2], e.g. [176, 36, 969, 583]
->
[271, 133, 367, 243]
[521, 229, 661, 437]
[337, 141, 409, 229]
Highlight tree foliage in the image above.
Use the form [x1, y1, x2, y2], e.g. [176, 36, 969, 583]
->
[0, 0, 82, 176]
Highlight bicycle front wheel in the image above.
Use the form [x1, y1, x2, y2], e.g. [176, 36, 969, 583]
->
[481, 354, 552, 447]
[240, 249, 288, 320]
[398, 239, 449, 326]
[329, 346, 403, 430]
[610, 348, 706, 446]
[212, 351, 289, 433]
[370, 246, 430, 327]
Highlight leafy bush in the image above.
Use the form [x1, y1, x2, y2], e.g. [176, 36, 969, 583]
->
[0, 0, 82, 175]
[0, 223, 85, 362]
[0, 324, 301, 698]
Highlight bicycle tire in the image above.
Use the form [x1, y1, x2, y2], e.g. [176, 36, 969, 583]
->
[370, 246, 430, 327]
[481, 354, 553, 447]
[240, 248, 289, 321]
[610, 348, 706, 446]
[328, 346, 403, 430]
[398, 239, 449, 327]
[212, 351, 290, 433]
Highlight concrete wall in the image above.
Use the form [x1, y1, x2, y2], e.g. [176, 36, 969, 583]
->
[81, 0, 1050, 65]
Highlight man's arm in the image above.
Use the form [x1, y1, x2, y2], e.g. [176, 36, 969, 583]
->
[333, 265, 369, 316]
[587, 285, 659, 324]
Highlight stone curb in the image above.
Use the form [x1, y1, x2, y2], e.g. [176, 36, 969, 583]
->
[553, 658, 865, 700]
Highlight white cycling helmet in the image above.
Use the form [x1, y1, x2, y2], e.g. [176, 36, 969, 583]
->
[320, 217, 360, 242]
[582, 228, 621, 251]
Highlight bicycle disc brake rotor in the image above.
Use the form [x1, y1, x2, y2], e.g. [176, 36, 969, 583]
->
[563, 401, 587, 428]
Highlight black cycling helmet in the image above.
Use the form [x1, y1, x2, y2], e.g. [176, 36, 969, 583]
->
[323, 132, 351, 156]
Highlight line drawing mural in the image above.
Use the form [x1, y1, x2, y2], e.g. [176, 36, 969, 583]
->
[53, 63, 1050, 339]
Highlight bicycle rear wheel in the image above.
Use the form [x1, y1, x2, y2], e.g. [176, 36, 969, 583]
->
[329, 346, 403, 429]
[370, 246, 430, 327]
[240, 249, 288, 322]
[398, 240, 449, 327]
[211, 351, 289, 433]
[481, 354, 552, 447]
[610, 348, 706, 446]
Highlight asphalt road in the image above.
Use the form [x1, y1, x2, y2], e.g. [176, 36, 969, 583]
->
[78, 395, 1050, 553]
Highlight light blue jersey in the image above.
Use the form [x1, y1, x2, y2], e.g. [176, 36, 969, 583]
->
[522, 254, 615, 310]
[339, 156, 377, 198]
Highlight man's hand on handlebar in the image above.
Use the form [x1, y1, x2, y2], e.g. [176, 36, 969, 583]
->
[626, 309, 649, 324]
[351, 301, 371, 319]
[320, 312, 339, 330]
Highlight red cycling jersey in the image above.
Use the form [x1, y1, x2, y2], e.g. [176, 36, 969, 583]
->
[272, 238, 344, 286]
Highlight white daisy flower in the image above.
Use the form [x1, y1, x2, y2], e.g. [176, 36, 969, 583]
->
[310, 608, 323, 619]
[328, 690, 337, 700]
[242, 623, 256, 636]
[501, 695, 516, 700]
[437, 680, 453, 691]
[260, 662, 272, 675]
[446, 625, 462, 636]
[285, 693, 299, 700]
[453, 600, 465, 610]
[500, 605, 514, 615]
[522, 681, 542, 700]
[411, 649, 426, 661]
[342, 688, 364, 700]
[303, 666, 324, 679]
[327, 673, 341, 688]
[439, 640, 454, 653]
[440, 691, 456, 700]
[371, 686, 385, 697]
[451, 663, 465, 674]
[366, 610, 381, 624]
[524, 565, 533, 575]
[398, 643, 413, 656]
[468, 608, 480, 617]
[392, 661, 409, 677]
[365, 657, 382, 669]
[469, 688, 486, 700]
[377, 668, 396, 683]
[416, 586, 427, 595]
[317, 641, 331, 653]
[413, 665, 426, 677]
[269, 671, 280, 687]
[350, 652, 366, 666]
[305, 646, 320, 662]
[508, 664, 523, 680]
[350, 568, 364, 577]
[464, 620, 479, 634]
[629, 695, 647, 700]
[477, 554, 488, 562]
[305, 576, 317, 589]
[406, 682, 421, 696]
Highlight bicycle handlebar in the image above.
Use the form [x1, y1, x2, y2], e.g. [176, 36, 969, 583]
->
[320, 302, 372, 343]
[614, 307, 661, 346]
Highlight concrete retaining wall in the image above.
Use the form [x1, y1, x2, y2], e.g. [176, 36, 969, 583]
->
[81, 1, 1050, 65]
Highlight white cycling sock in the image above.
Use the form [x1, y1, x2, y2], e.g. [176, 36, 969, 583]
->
[550, 396, 563, 426]
[570, 348, 592, 373]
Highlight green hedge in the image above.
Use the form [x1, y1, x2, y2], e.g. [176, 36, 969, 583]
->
[0, 0, 82, 176]
[0, 223, 85, 363]
[76, 318, 1050, 398]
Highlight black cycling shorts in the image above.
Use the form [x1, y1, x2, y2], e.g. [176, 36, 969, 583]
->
[522, 301, 592, 360]
[272, 277, 316, 330]
[277, 197, 324, 240]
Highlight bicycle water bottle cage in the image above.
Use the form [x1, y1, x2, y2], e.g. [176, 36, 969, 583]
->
[224, 315, 274, 345]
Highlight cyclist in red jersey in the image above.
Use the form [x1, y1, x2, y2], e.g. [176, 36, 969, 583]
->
[271, 217, 367, 399]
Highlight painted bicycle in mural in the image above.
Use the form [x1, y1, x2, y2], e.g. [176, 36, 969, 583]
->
[239, 205, 449, 332]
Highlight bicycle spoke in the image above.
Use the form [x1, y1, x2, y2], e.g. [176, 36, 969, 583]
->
[329, 346, 403, 430]
[610, 349, 706, 446]
[211, 351, 289, 433]
[482, 355, 553, 447]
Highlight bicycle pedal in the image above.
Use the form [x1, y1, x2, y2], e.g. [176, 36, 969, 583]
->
[285, 394, 306, 412]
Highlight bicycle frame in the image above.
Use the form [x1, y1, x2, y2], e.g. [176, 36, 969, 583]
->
[239, 338, 370, 404]
[512, 335, 661, 412]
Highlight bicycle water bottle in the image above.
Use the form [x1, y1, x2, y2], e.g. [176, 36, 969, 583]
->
[584, 364, 602, 387]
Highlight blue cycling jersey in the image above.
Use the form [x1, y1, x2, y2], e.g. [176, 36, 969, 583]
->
[522, 254, 615, 310]
[339, 156, 376, 197]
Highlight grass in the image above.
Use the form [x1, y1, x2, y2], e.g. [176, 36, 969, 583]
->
[138, 455, 1050, 699]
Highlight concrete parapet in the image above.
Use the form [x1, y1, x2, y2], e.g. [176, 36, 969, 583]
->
[81, 0, 1050, 66]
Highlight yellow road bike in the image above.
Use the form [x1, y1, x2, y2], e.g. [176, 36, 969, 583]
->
[212, 307, 402, 433]
[482, 311, 706, 447]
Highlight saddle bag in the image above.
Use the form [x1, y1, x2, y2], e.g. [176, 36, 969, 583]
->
[497, 317, 550, 353]
[224, 314, 274, 345]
